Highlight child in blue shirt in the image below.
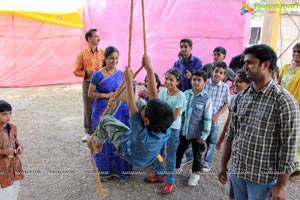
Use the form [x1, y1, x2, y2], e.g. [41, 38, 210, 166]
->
[88, 55, 174, 168]
[176, 70, 212, 186]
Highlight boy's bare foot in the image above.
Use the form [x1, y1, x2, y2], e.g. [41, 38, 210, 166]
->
[87, 138, 103, 153]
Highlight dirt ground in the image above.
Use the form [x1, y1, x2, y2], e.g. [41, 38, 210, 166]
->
[0, 84, 299, 200]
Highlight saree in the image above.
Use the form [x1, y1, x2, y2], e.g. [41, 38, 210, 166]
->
[280, 64, 300, 105]
[280, 64, 300, 172]
[90, 69, 132, 180]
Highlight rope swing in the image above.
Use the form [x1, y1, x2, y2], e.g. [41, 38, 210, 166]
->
[87, 0, 147, 197]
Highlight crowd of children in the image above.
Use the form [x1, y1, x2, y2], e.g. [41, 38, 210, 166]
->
[89, 38, 253, 197]
[2, 39, 298, 200]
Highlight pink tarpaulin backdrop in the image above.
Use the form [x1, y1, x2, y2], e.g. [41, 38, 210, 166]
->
[0, 0, 250, 87]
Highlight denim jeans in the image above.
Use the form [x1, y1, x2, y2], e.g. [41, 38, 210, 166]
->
[204, 124, 219, 163]
[229, 179, 234, 199]
[154, 128, 179, 184]
[230, 174, 276, 200]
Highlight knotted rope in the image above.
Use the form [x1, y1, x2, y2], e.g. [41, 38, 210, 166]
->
[87, 0, 147, 198]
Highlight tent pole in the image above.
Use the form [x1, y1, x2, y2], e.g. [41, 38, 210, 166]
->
[261, 0, 280, 49]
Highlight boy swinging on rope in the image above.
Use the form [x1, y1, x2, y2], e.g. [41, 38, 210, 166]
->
[88, 55, 174, 167]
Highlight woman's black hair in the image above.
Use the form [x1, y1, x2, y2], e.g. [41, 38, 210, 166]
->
[293, 42, 300, 50]
[145, 99, 174, 133]
[273, 66, 280, 80]
[0, 100, 12, 113]
[235, 69, 251, 84]
[103, 46, 119, 67]
[165, 68, 182, 90]
[165, 68, 182, 81]
[144, 73, 161, 90]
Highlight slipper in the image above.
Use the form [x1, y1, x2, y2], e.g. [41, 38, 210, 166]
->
[100, 178, 110, 182]
[289, 171, 300, 182]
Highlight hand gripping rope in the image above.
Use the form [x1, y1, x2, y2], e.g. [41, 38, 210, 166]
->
[87, 0, 163, 198]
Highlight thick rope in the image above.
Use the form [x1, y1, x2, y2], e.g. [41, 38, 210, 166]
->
[127, 0, 134, 68]
[102, 0, 147, 117]
[102, 65, 143, 116]
[142, 0, 147, 54]
[86, 139, 107, 198]
[87, 0, 147, 198]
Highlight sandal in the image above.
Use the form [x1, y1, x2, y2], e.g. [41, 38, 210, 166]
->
[144, 175, 165, 183]
[161, 183, 174, 195]
[100, 178, 109, 182]
[289, 171, 300, 182]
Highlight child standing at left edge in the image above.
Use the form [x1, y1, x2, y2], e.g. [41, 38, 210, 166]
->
[0, 100, 24, 200]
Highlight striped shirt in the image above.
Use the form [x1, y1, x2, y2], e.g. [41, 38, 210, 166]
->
[73, 47, 104, 81]
[203, 78, 230, 124]
[226, 80, 300, 183]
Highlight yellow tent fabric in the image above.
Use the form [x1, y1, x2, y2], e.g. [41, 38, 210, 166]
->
[0, 0, 84, 28]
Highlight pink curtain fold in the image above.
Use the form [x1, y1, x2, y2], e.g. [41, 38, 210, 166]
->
[0, 0, 250, 87]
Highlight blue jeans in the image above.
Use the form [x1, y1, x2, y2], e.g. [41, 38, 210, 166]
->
[229, 179, 234, 199]
[230, 174, 276, 200]
[204, 125, 219, 163]
[154, 128, 179, 184]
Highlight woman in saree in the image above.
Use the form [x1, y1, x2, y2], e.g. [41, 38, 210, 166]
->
[88, 46, 132, 181]
[279, 42, 300, 181]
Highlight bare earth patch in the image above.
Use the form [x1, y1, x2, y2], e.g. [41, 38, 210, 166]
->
[0, 84, 299, 200]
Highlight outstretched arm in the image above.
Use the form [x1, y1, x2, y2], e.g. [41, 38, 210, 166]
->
[142, 54, 158, 98]
[124, 67, 138, 116]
